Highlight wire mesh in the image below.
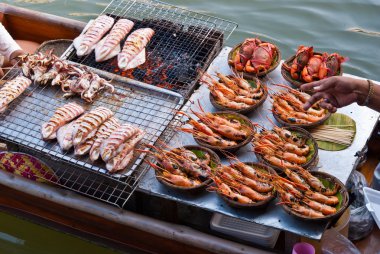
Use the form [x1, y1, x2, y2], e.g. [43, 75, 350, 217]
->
[0, 66, 183, 207]
[63, 0, 237, 97]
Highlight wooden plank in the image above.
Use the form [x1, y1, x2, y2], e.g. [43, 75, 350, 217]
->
[0, 3, 84, 42]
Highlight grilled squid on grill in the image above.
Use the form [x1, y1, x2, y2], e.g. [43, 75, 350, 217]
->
[0, 76, 32, 114]
[95, 19, 135, 62]
[89, 117, 120, 162]
[100, 123, 139, 162]
[41, 102, 85, 140]
[106, 129, 145, 172]
[73, 15, 115, 57]
[72, 106, 114, 146]
[117, 28, 155, 70]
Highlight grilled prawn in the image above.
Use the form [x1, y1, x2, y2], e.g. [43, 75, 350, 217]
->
[0, 76, 32, 114]
[74, 15, 115, 57]
[95, 19, 135, 62]
[41, 102, 84, 140]
[118, 28, 155, 70]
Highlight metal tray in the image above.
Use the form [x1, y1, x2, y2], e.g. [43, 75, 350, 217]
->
[0, 66, 183, 179]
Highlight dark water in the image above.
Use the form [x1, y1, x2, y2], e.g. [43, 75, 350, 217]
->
[1, 0, 380, 252]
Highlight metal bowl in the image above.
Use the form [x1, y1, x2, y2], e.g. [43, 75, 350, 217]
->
[209, 78, 268, 115]
[228, 41, 281, 79]
[192, 111, 255, 153]
[219, 162, 277, 208]
[281, 52, 343, 89]
[280, 171, 349, 222]
[254, 126, 319, 173]
[155, 145, 221, 192]
[272, 107, 331, 129]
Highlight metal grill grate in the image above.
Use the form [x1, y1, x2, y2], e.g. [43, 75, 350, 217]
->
[0, 67, 183, 207]
[63, 0, 237, 97]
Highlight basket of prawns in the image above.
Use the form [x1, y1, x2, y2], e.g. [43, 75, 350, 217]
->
[208, 160, 277, 208]
[178, 104, 255, 153]
[252, 125, 318, 172]
[272, 170, 349, 221]
[201, 72, 267, 114]
[271, 84, 331, 128]
[144, 144, 220, 192]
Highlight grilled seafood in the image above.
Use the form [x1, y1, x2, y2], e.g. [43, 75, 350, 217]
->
[19, 52, 115, 103]
[179, 106, 253, 149]
[118, 28, 155, 70]
[95, 19, 135, 62]
[229, 38, 278, 74]
[106, 129, 145, 172]
[41, 102, 85, 140]
[201, 72, 266, 111]
[89, 117, 120, 162]
[72, 107, 114, 146]
[100, 123, 140, 162]
[74, 15, 115, 57]
[271, 84, 328, 125]
[252, 125, 314, 170]
[144, 145, 218, 188]
[0, 76, 32, 113]
[283, 46, 346, 83]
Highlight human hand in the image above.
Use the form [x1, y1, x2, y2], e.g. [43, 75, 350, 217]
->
[300, 76, 368, 113]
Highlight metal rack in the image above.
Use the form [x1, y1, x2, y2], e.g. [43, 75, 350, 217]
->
[0, 67, 183, 208]
[63, 0, 237, 97]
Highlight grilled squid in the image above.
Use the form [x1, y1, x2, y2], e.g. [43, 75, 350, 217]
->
[74, 15, 115, 57]
[72, 106, 114, 146]
[117, 28, 155, 70]
[100, 123, 140, 162]
[95, 19, 135, 62]
[41, 102, 84, 140]
[89, 117, 120, 162]
[106, 129, 145, 172]
[0, 76, 32, 114]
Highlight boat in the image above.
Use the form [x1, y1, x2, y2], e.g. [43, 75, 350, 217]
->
[0, 3, 378, 254]
[0, 3, 275, 254]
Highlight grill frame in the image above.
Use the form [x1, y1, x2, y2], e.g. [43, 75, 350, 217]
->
[63, 0, 238, 98]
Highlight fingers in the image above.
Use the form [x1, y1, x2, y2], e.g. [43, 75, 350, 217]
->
[300, 77, 336, 92]
[319, 101, 337, 113]
[302, 92, 325, 110]
[0, 68, 3, 78]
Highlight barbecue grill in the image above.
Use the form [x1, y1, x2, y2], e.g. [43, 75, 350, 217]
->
[63, 0, 237, 98]
[0, 0, 237, 207]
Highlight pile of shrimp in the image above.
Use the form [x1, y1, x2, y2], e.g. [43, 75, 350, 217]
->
[144, 144, 214, 188]
[201, 72, 266, 110]
[272, 170, 340, 218]
[179, 104, 253, 148]
[252, 125, 312, 170]
[271, 84, 327, 125]
[208, 160, 274, 205]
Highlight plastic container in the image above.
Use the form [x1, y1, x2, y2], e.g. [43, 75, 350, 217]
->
[371, 162, 380, 191]
[363, 187, 380, 229]
[292, 242, 315, 254]
[210, 213, 280, 248]
[301, 208, 350, 253]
